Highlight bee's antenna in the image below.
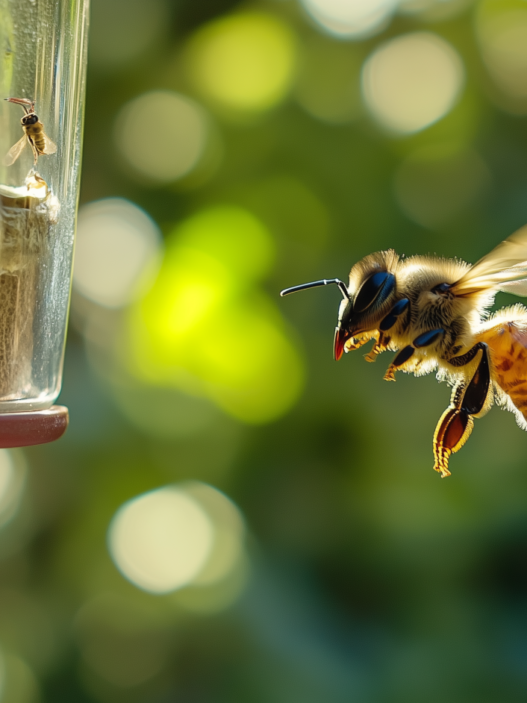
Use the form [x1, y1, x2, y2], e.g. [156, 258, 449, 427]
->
[280, 278, 350, 301]
[5, 97, 33, 114]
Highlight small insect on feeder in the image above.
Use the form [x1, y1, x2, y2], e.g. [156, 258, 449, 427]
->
[0, 0, 89, 446]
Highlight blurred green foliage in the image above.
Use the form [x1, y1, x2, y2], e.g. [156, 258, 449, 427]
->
[6, 0, 527, 701]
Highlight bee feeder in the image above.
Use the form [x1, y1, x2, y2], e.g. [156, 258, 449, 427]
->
[0, 0, 88, 446]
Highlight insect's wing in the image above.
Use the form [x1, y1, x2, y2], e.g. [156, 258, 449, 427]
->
[4, 135, 27, 166]
[497, 280, 527, 296]
[450, 225, 527, 296]
[39, 133, 57, 155]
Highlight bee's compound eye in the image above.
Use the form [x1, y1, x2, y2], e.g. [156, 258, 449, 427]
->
[432, 282, 450, 294]
[353, 271, 395, 313]
[23, 114, 38, 125]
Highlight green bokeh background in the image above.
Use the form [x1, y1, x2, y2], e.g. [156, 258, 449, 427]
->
[8, 0, 527, 701]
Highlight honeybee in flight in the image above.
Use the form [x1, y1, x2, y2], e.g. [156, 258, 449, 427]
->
[4, 97, 57, 166]
[281, 227, 527, 478]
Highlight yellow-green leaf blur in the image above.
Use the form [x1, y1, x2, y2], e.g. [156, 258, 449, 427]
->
[184, 12, 298, 114]
[125, 206, 304, 423]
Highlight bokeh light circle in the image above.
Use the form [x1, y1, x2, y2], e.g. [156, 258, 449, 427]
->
[184, 482, 245, 586]
[115, 91, 208, 182]
[108, 487, 214, 594]
[361, 32, 465, 133]
[74, 198, 162, 308]
[185, 12, 297, 113]
[301, 0, 397, 39]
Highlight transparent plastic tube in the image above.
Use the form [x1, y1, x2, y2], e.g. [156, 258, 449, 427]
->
[0, 0, 88, 411]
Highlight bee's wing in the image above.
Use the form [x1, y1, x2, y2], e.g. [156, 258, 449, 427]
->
[4, 135, 27, 166]
[497, 280, 527, 297]
[40, 133, 57, 155]
[451, 225, 527, 296]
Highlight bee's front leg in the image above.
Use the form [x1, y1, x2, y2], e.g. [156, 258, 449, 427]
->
[433, 343, 490, 477]
[343, 331, 377, 353]
[364, 332, 391, 363]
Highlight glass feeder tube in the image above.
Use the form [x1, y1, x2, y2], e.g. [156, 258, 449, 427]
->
[0, 0, 88, 433]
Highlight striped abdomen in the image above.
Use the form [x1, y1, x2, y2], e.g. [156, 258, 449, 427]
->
[478, 313, 527, 421]
[25, 123, 46, 154]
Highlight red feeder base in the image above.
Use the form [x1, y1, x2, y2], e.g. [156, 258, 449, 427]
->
[0, 405, 69, 448]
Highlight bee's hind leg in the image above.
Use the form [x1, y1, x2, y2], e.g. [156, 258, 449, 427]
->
[27, 137, 38, 165]
[433, 343, 490, 477]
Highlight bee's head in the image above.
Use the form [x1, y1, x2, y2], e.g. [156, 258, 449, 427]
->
[280, 249, 400, 360]
[21, 113, 38, 125]
[335, 250, 399, 359]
